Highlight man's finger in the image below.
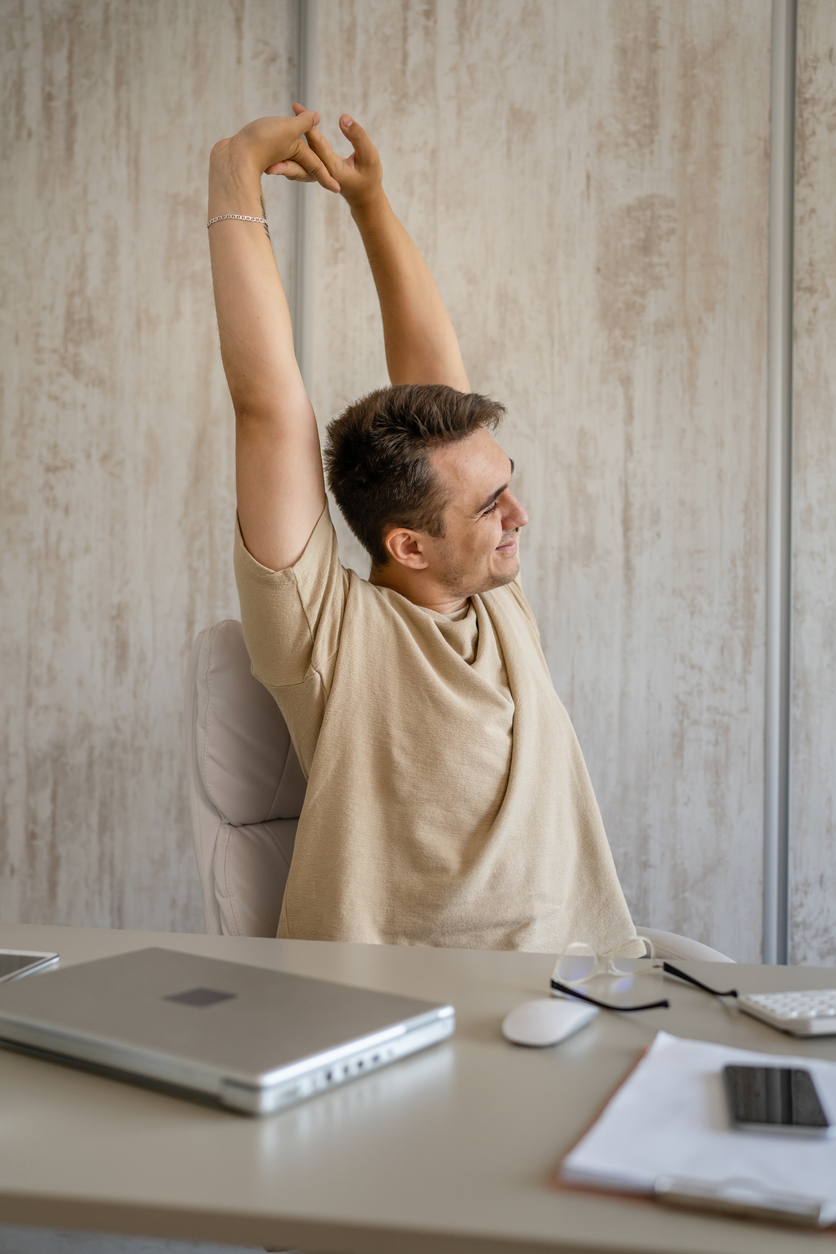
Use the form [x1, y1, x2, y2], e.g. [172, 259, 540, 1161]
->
[339, 115, 377, 165]
[304, 125, 340, 178]
[265, 159, 311, 180]
[291, 106, 320, 136]
[292, 102, 341, 175]
[292, 142, 340, 192]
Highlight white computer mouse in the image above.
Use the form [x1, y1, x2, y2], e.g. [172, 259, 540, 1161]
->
[501, 996, 598, 1047]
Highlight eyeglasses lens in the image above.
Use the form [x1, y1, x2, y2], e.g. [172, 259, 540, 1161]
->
[609, 937, 651, 975]
[556, 951, 597, 983]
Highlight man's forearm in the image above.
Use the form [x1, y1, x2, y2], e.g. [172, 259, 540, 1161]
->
[351, 191, 470, 392]
[209, 144, 306, 422]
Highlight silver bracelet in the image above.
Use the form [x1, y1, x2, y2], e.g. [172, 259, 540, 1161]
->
[207, 213, 268, 228]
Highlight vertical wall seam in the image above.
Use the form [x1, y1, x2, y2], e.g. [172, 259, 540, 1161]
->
[764, 0, 797, 965]
[293, 0, 318, 391]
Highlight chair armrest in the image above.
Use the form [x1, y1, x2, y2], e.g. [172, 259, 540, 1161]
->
[635, 926, 735, 963]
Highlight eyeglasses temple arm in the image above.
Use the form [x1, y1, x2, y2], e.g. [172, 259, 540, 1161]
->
[661, 962, 738, 999]
[550, 978, 670, 1012]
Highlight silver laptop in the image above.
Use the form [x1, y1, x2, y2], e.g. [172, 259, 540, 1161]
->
[0, 947, 455, 1114]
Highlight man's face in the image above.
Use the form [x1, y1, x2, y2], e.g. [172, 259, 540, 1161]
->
[424, 428, 529, 598]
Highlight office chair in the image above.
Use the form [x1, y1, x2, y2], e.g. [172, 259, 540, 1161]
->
[185, 618, 306, 937]
[185, 619, 734, 961]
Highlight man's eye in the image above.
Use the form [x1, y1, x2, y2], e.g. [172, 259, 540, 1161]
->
[482, 502, 497, 516]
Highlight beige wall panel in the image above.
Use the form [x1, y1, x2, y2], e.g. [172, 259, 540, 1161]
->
[0, 1, 298, 930]
[790, 1, 836, 965]
[310, 1, 770, 960]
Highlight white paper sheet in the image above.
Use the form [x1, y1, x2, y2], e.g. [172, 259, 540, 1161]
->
[561, 1032, 836, 1210]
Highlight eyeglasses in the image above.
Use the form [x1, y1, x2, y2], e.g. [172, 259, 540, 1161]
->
[550, 937, 739, 1012]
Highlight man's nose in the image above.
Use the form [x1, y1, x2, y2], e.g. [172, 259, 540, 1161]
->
[502, 492, 528, 530]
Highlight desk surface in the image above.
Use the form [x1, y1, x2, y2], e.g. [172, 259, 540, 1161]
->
[1, 924, 835, 1254]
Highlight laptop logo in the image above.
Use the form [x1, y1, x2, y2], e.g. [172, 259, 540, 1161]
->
[164, 987, 236, 1008]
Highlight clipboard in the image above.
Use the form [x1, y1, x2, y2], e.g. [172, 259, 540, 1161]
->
[551, 1032, 836, 1231]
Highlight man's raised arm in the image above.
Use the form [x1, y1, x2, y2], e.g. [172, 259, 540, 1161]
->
[295, 110, 469, 392]
[208, 112, 338, 572]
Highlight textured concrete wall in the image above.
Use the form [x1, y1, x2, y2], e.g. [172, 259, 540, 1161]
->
[789, 0, 836, 965]
[309, 0, 771, 961]
[0, 0, 297, 931]
[2, 2, 805, 964]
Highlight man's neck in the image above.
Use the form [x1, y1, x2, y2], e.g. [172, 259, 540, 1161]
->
[368, 564, 468, 615]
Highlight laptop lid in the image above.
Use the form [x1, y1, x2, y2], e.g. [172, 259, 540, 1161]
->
[0, 947, 455, 1114]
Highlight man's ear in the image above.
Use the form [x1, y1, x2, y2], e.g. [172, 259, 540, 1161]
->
[384, 527, 429, 570]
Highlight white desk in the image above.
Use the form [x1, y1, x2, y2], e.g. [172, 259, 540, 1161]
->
[1, 923, 835, 1254]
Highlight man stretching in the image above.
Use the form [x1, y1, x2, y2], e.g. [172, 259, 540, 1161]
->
[208, 107, 638, 953]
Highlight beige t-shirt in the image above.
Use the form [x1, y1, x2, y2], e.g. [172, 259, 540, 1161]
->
[234, 504, 637, 953]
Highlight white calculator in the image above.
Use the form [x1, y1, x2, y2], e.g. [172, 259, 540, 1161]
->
[738, 989, 836, 1037]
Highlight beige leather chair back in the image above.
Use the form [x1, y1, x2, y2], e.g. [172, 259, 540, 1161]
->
[185, 619, 307, 936]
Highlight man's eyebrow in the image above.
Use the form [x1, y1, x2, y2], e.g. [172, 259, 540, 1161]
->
[474, 458, 515, 515]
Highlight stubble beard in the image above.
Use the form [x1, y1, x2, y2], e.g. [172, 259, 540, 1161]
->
[436, 531, 520, 599]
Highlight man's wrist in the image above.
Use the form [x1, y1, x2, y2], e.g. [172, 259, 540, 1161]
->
[349, 186, 390, 227]
[209, 139, 264, 218]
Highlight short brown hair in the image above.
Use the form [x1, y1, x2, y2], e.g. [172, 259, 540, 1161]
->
[324, 384, 505, 568]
